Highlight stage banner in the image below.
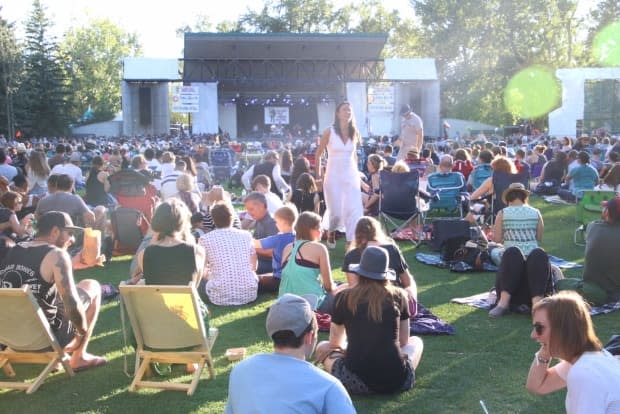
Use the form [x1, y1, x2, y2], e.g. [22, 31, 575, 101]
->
[368, 85, 394, 113]
[171, 86, 199, 113]
[264, 107, 290, 125]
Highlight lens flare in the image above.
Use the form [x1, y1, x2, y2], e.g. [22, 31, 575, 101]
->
[592, 21, 620, 66]
[504, 65, 560, 119]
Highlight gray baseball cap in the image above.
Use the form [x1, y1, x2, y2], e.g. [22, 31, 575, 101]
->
[266, 294, 317, 338]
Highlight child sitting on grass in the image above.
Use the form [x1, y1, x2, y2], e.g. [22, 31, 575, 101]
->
[253, 205, 297, 293]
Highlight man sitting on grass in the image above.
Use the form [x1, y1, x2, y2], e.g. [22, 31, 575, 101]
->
[225, 294, 355, 413]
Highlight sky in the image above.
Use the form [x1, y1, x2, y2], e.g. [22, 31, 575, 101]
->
[1, 0, 416, 58]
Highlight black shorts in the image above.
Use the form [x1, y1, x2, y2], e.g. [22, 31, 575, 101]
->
[53, 288, 92, 348]
[331, 355, 415, 395]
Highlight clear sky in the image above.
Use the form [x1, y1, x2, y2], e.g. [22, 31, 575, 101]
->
[1, 0, 416, 58]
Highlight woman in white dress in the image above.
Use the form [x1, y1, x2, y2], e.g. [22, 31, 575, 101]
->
[316, 102, 364, 249]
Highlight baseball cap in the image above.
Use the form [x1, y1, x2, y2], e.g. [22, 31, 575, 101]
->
[69, 152, 81, 162]
[266, 294, 317, 338]
[37, 211, 83, 235]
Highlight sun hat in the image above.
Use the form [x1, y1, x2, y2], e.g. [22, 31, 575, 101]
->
[348, 246, 396, 281]
[266, 294, 317, 338]
[16, 143, 27, 153]
[501, 182, 530, 205]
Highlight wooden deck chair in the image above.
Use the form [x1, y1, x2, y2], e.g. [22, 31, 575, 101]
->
[119, 283, 218, 396]
[0, 286, 74, 394]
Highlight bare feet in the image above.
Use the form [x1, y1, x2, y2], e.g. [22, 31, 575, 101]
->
[70, 353, 107, 372]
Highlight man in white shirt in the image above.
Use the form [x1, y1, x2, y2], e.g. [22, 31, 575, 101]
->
[242, 151, 290, 199]
[396, 104, 424, 161]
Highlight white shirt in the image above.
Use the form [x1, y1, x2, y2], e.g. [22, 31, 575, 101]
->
[50, 163, 84, 185]
[241, 163, 290, 194]
[554, 351, 620, 414]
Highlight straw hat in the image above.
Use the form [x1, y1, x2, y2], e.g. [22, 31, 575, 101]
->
[502, 182, 530, 205]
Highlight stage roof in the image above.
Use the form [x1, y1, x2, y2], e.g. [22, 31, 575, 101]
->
[184, 32, 388, 61]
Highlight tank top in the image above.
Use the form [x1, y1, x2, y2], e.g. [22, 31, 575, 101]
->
[143, 243, 197, 285]
[0, 244, 58, 328]
[278, 240, 325, 307]
[85, 169, 108, 206]
[502, 205, 540, 256]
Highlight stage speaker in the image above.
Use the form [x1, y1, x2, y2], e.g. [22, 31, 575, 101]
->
[139, 87, 151, 126]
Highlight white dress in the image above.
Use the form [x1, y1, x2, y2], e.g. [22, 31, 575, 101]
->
[323, 127, 363, 242]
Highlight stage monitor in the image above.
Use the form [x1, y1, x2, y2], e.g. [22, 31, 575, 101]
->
[264, 107, 289, 125]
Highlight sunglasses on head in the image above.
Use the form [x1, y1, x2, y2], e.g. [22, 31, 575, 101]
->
[533, 322, 545, 335]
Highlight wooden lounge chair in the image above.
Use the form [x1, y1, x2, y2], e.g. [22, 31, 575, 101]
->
[119, 283, 218, 396]
[0, 286, 74, 394]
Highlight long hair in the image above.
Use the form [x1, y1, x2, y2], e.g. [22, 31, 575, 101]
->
[295, 211, 321, 241]
[290, 157, 310, 190]
[367, 154, 385, 173]
[353, 216, 391, 250]
[280, 149, 293, 172]
[26, 150, 51, 178]
[532, 291, 602, 362]
[491, 156, 517, 174]
[333, 102, 360, 145]
[340, 277, 402, 323]
[296, 172, 317, 193]
[602, 164, 620, 188]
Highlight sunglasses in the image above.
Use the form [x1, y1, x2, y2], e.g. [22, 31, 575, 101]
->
[533, 322, 545, 335]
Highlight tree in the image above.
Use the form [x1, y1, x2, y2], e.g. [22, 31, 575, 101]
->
[16, 0, 70, 136]
[61, 17, 141, 124]
[237, 0, 339, 33]
[412, 0, 583, 126]
[585, 0, 620, 66]
[0, 9, 22, 139]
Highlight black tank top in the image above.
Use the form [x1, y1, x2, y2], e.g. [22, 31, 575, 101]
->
[85, 169, 108, 206]
[143, 243, 197, 285]
[0, 244, 58, 328]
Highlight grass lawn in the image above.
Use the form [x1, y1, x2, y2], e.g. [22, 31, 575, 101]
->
[1, 197, 617, 413]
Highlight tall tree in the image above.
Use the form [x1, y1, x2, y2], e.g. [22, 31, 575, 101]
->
[61, 17, 141, 124]
[0, 8, 22, 139]
[237, 0, 339, 33]
[412, 0, 582, 125]
[585, 0, 620, 66]
[16, 0, 70, 136]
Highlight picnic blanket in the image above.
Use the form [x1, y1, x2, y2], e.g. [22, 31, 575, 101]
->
[415, 252, 582, 272]
[451, 291, 620, 316]
[415, 252, 498, 273]
[542, 195, 573, 205]
[411, 303, 455, 335]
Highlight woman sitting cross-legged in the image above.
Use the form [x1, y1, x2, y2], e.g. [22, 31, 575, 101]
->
[278, 211, 344, 315]
[489, 183, 553, 318]
[199, 201, 258, 306]
[315, 246, 423, 395]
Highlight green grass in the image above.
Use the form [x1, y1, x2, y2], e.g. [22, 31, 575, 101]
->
[1, 198, 616, 413]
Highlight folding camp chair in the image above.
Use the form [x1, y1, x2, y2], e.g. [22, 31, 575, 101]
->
[491, 171, 530, 219]
[426, 171, 467, 220]
[378, 169, 425, 245]
[119, 283, 218, 396]
[0, 286, 74, 394]
[574, 190, 615, 245]
[469, 163, 493, 192]
[110, 207, 148, 256]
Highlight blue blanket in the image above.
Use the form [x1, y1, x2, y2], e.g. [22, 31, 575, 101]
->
[411, 303, 455, 335]
[416, 252, 583, 272]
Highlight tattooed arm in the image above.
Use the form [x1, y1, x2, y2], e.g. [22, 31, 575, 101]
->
[49, 249, 88, 335]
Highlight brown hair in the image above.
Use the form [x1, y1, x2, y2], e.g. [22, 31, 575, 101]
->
[210, 202, 234, 228]
[491, 156, 517, 174]
[332, 102, 360, 145]
[252, 174, 271, 190]
[338, 277, 403, 323]
[353, 216, 390, 250]
[151, 199, 191, 241]
[26, 150, 50, 178]
[274, 205, 298, 226]
[294, 211, 321, 241]
[1, 191, 21, 210]
[603, 165, 620, 193]
[532, 291, 602, 362]
[280, 149, 293, 172]
[296, 173, 317, 193]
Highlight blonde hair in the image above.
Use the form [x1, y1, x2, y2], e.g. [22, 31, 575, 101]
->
[391, 161, 410, 174]
[176, 173, 194, 192]
[274, 204, 298, 226]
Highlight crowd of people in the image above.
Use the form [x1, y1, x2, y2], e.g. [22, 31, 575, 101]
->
[0, 102, 619, 412]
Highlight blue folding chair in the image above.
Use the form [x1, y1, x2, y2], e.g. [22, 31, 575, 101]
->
[426, 171, 467, 220]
